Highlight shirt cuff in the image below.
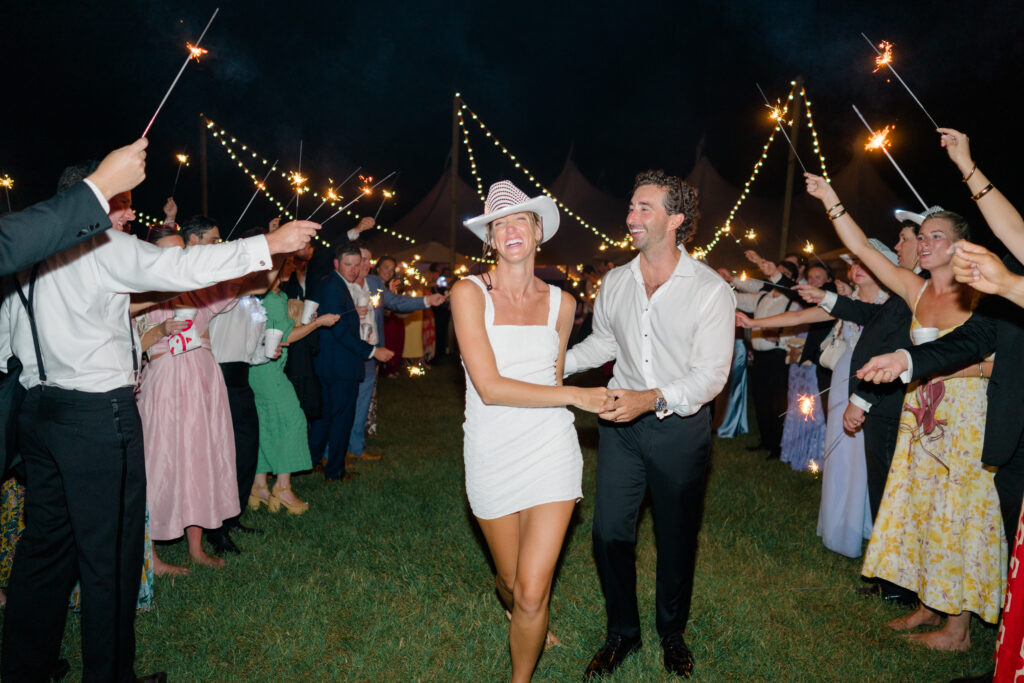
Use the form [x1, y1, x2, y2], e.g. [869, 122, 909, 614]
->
[819, 290, 839, 313]
[347, 228, 360, 241]
[770, 272, 781, 283]
[898, 349, 913, 384]
[368, 348, 376, 359]
[656, 386, 681, 419]
[849, 393, 873, 413]
[82, 179, 110, 213]
[248, 235, 274, 271]
[422, 296, 430, 307]
[563, 349, 579, 376]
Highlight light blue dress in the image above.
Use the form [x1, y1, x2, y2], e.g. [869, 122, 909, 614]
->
[816, 321, 872, 558]
[716, 338, 749, 438]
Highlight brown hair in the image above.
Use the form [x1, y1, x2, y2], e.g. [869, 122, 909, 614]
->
[924, 210, 971, 242]
[632, 170, 700, 245]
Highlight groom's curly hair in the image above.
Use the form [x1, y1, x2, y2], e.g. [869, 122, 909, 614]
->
[633, 170, 700, 245]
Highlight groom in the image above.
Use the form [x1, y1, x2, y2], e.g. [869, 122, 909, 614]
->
[565, 170, 735, 679]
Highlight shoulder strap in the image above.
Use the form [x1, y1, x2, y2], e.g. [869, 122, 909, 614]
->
[466, 275, 494, 326]
[911, 280, 929, 316]
[13, 264, 46, 386]
[546, 285, 560, 328]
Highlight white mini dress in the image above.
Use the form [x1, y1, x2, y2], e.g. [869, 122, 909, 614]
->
[462, 276, 583, 519]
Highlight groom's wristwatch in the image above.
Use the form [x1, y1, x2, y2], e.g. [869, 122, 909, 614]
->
[654, 395, 668, 412]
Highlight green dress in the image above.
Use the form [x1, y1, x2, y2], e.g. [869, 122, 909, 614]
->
[249, 290, 313, 474]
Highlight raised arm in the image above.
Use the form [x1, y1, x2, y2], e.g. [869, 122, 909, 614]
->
[951, 240, 1024, 307]
[939, 128, 1024, 263]
[804, 173, 921, 303]
[451, 279, 605, 411]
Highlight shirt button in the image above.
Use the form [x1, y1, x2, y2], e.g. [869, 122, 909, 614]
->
[259, 260, 266, 266]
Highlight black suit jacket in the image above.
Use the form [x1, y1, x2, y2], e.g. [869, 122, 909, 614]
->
[908, 256, 1024, 466]
[799, 281, 838, 365]
[829, 293, 912, 421]
[0, 181, 112, 276]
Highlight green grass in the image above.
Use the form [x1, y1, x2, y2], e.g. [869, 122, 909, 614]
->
[1, 361, 998, 680]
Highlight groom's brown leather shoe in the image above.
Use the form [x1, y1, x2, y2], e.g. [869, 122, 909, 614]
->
[583, 634, 642, 680]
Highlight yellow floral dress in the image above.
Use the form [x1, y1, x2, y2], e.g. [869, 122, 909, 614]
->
[862, 305, 1006, 622]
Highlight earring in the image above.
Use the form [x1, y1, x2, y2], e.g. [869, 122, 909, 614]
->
[536, 244, 541, 252]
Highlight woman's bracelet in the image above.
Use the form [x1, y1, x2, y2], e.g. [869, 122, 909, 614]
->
[828, 208, 848, 221]
[978, 362, 984, 378]
[970, 183, 994, 201]
[826, 201, 843, 215]
[962, 164, 978, 183]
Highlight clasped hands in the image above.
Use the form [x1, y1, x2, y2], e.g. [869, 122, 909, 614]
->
[576, 387, 660, 422]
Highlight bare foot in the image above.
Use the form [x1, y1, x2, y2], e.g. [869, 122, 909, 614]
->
[190, 550, 226, 569]
[887, 605, 942, 632]
[906, 629, 970, 651]
[154, 556, 190, 577]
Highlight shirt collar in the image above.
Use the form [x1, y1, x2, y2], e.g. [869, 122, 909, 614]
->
[627, 245, 696, 284]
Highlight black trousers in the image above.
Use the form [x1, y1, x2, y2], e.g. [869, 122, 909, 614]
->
[1, 386, 144, 683]
[862, 413, 901, 522]
[219, 362, 258, 527]
[593, 406, 711, 641]
[749, 349, 788, 453]
[994, 439, 1024, 551]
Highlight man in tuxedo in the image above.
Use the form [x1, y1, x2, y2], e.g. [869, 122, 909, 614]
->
[0, 139, 147, 276]
[308, 244, 393, 481]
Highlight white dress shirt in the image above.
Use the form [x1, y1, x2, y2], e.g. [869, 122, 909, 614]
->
[0, 230, 272, 391]
[734, 290, 797, 352]
[209, 295, 271, 365]
[564, 247, 736, 419]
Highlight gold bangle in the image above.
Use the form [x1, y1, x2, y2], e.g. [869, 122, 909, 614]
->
[962, 164, 978, 183]
[978, 363, 984, 378]
[826, 201, 843, 214]
[828, 208, 848, 221]
[971, 183, 994, 201]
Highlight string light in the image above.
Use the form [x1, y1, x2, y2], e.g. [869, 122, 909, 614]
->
[457, 97, 630, 249]
[203, 117, 420, 249]
[695, 81, 831, 258]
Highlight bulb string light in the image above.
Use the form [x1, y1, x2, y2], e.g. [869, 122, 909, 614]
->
[457, 97, 630, 249]
[695, 82, 831, 259]
[204, 117, 418, 249]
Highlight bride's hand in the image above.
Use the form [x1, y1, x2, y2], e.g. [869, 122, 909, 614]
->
[574, 386, 609, 413]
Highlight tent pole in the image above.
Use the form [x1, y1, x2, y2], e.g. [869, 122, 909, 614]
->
[449, 93, 460, 271]
[778, 75, 803, 262]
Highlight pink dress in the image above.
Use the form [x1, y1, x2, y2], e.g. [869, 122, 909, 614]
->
[137, 286, 240, 540]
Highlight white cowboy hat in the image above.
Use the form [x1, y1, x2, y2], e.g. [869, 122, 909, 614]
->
[463, 180, 560, 244]
[894, 205, 944, 226]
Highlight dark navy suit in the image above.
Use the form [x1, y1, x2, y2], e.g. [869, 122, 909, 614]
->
[308, 271, 372, 479]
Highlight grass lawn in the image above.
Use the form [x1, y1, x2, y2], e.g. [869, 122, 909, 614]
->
[1, 360, 998, 681]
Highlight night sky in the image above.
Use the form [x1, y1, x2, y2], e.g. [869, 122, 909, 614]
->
[3, 1, 1023, 261]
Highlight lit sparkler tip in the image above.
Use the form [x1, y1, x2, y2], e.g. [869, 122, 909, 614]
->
[0, 175, 13, 189]
[289, 171, 308, 188]
[803, 240, 814, 253]
[797, 393, 815, 421]
[740, 271, 748, 281]
[745, 228, 757, 241]
[186, 42, 209, 62]
[809, 460, 820, 475]
[361, 187, 372, 195]
[873, 40, 894, 72]
[865, 124, 895, 151]
[175, 153, 189, 165]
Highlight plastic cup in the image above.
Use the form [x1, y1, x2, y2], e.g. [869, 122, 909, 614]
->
[264, 328, 285, 357]
[910, 327, 939, 345]
[301, 300, 320, 325]
[173, 306, 198, 321]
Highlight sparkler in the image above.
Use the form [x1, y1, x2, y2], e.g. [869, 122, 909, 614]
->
[852, 105, 929, 212]
[373, 173, 399, 221]
[306, 186, 340, 221]
[802, 240, 829, 269]
[171, 152, 189, 196]
[142, 8, 219, 137]
[226, 159, 278, 241]
[808, 460, 820, 475]
[744, 228, 757, 241]
[369, 292, 381, 308]
[407, 365, 426, 377]
[320, 171, 398, 226]
[756, 83, 808, 174]
[0, 174, 12, 212]
[861, 33, 939, 129]
[295, 140, 303, 216]
[797, 394, 815, 421]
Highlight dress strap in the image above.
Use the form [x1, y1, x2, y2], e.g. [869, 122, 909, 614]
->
[911, 280, 930, 318]
[546, 285, 561, 328]
[466, 275, 495, 326]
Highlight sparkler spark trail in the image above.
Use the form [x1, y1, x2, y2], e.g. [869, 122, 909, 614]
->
[0, 174, 12, 212]
[864, 125, 894, 151]
[171, 152, 189, 196]
[797, 394, 815, 421]
[803, 240, 829, 269]
[226, 159, 278, 241]
[861, 33, 939, 129]
[852, 105, 929, 212]
[320, 171, 399, 226]
[306, 187, 341, 221]
[755, 83, 808, 174]
[186, 42, 208, 61]
[142, 8, 219, 137]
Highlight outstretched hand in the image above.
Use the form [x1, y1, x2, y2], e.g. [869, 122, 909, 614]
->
[87, 138, 148, 199]
[804, 172, 839, 206]
[856, 351, 909, 384]
[264, 220, 320, 254]
[950, 239, 1015, 296]
[793, 283, 826, 304]
[735, 311, 755, 329]
[937, 128, 973, 173]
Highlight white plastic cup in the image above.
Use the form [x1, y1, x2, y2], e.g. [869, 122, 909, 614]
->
[910, 327, 939, 345]
[263, 328, 285, 357]
[173, 306, 198, 322]
[301, 300, 319, 325]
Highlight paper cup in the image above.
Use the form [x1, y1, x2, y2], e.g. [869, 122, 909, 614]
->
[173, 306, 198, 321]
[910, 327, 939, 345]
[264, 328, 285, 357]
[301, 299, 320, 325]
